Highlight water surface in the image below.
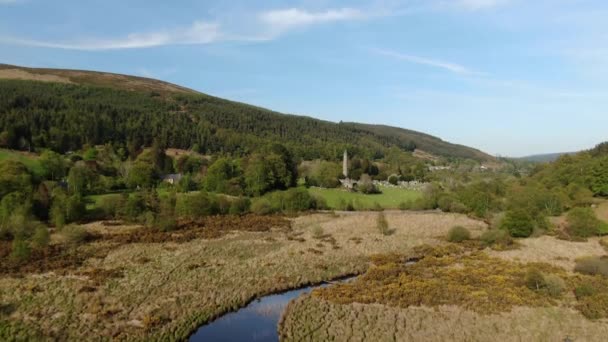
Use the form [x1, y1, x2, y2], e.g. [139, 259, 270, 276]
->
[189, 279, 354, 342]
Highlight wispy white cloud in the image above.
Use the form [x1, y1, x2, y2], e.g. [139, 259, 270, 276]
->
[259, 8, 364, 35]
[1, 6, 370, 50]
[0, 0, 22, 4]
[1, 21, 221, 50]
[371, 48, 480, 75]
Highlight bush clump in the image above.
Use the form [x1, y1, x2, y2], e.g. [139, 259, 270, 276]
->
[574, 256, 608, 277]
[575, 283, 597, 299]
[576, 293, 608, 319]
[524, 269, 566, 297]
[388, 174, 399, 185]
[175, 192, 220, 219]
[10, 238, 31, 262]
[480, 229, 514, 248]
[229, 197, 251, 215]
[31, 226, 50, 249]
[446, 226, 471, 243]
[61, 225, 91, 245]
[98, 194, 126, 219]
[155, 216, 178, 232]
[501, 210, 535, 238]
[567, 207, 603, 238]
[544, 274, 566, 297]
[250, 199, 273, 215]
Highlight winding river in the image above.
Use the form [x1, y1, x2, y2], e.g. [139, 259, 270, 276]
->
[189, 278, 354, 342]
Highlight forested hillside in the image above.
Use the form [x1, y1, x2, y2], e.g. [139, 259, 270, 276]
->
[343, 123, 491, 161]
[531, 143, 608, 197]
[0, 65, 493, 162]
[517, 152, 575, 163]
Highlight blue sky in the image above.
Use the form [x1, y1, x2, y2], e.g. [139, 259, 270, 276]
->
[1, 0, 607, 157]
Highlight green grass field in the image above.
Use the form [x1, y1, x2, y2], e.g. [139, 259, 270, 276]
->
[309, 186, 422, 210]
[0, 149, 44, 177]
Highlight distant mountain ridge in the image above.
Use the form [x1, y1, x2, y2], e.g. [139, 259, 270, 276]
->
[0, 64, 494, 162]
[518, 152, 577, 163]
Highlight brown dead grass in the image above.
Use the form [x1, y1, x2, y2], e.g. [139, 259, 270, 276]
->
[0, 65, 198, 95]
[0, 69, 73, 84]
[280, 297, 608, 342]
[594, 201, 608, 223]
[0, 211, 475, 341]
[488, 235, 606, 270]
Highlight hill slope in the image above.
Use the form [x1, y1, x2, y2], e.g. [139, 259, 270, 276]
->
[0, 64, 493, 162]
[343, 123, 491, 161]
[0, 64, 198, 95]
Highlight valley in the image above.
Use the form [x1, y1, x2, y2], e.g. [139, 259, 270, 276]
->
[0, 66, 608, 341]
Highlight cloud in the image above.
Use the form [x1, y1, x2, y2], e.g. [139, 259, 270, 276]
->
[1, 6, 369, 50]
[453, 0, 511, 11]
[371, 48, 479, 75]
[1, 21, 222, 50]
[259, 8, 364, 34]
[0, 0, 21, 4]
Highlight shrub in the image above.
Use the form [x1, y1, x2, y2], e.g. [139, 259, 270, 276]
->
[480, 229, 513, 247]
[155, 216, 177, 232]
[567, 207, 602, 238]
[337, 199, 355, 211]
[524, 270, 565, 297]
[229, 197, 251, 215]
[251, 199, 273, 215]
[576, 293, 608, 319]
[312, 224, 324, 239]
[358, 174, 380, 194]
[501, 210, 535, 238]
[525, 269, 546, 291]
[175, 192, 219, 219]
[377, 211, 391, 235]
[217, 196, 232, 215]
[143, 211, 156, 228]
[10, 238, 31, 262]
[388, 174, 399, 185]
[61, 225, 90, 245]
[399, 201, 411, 210]
[50, 201, 66, 228]
[447, 226, 471, 243]
[31, 226, 50, 249]
[282, 188, 314, 212]
[65, 195, 86, 223]
[574, 256, 608, 277]
[311, 195, 328, 210]
[99, 194, 126, 219]
[125, 193, 147, 221]
[575, 283, 597, 299]
[438, 195, 456, 212]
[543, 274, 566, 297]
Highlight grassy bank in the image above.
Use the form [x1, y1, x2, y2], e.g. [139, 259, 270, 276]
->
[279, 236, 608, 341]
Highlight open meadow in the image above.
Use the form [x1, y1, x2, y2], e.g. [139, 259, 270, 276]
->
[308, 186, 422, 210]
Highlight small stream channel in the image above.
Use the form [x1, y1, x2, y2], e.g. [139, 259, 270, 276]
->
[189, 278, 355, 342]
